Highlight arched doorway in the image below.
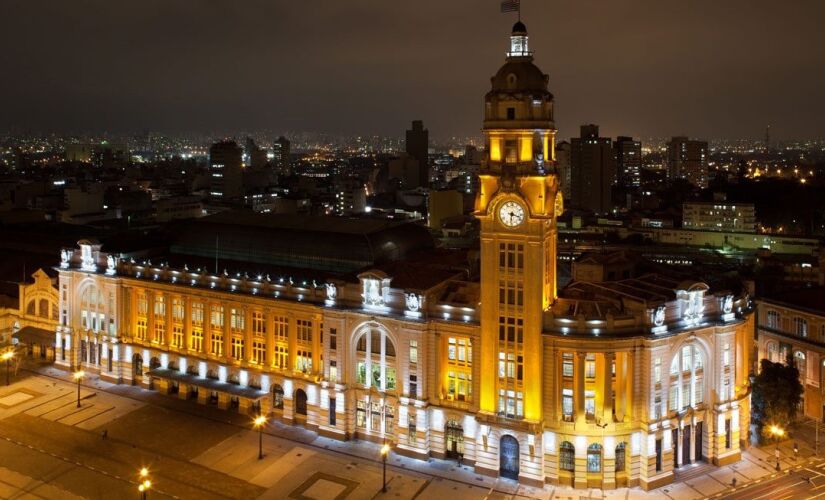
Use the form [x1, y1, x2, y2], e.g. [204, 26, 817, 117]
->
[132, 353, 143, 385]
[499, 435, 519, 480]
[445, 420, 464, 459]
[295, 389, 308, 416]
[272, 384, 284, 410]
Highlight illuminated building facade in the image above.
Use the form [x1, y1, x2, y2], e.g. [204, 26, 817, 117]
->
[54, 22, 753, 490]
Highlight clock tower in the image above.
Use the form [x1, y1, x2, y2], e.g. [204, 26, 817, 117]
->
[476, 21, 562, 425]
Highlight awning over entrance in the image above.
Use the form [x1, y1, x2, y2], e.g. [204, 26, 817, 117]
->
[13, 326, 55, 345]
[146, 368, 268, 399]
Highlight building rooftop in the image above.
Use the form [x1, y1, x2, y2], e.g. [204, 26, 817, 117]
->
[761, 286, 825, 316]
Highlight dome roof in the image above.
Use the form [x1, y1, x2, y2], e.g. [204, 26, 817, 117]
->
[512, 21, 527, 34]
[490, 59, 549, 93]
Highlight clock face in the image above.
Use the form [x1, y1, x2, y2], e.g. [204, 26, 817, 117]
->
[499, 201, 525, 227]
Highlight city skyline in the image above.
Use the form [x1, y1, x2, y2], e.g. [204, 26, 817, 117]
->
[2, 0, 824, 140]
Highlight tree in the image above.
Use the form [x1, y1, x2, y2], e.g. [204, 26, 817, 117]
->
[751, 357, 804, 443]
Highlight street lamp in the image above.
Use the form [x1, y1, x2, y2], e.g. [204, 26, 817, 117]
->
[2, 350, 14, 386]
[73, 370, 85, 408]
[769, 425, 785, 471]
[138, 467, 151, 500]
[380, 442, 391, 492]
[253, 415, 267, 460]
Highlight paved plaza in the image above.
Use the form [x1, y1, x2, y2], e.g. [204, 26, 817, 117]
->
[0, 364, 824, 499]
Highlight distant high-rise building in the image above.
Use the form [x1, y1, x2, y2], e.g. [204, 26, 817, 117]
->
[333, 178, 366, 215]
[209, 140, 243, 201]
[406, 120, 429, 188]
[571, 124, 615, 213]
[614, 136, 641, 187]
[667, 137, 708, 188]
[272, 136, 291, 175]
[555, 141, 571, 201]
[245, 137, 268, 170]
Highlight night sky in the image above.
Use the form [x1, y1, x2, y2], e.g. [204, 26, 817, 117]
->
[2, 0, 824, 140]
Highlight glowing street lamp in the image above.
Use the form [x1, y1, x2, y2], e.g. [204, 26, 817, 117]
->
[254, 415, 267, 460]
[2, 350, 14, 386]
[380, 442, 391, 492]
[138, 467, 151, 500]
[769, 425, 785, 470]
[73, 370, 85, 408]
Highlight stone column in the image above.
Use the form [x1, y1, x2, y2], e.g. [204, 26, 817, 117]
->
[603, 351, 615, 422]
[223, 302, 232, 361]
[146, 290, 155, 343]
[265, 309, 275, 368]
[183, 297, 192, 351]
[244, 307, 253, 363]
[205, 300, 213, 356]
[164, 293, 173, 346]
[130, 287, 138, 339]
[288, 312, 297, 372]
[312, 314, 322, 375]
[574, 352, 586, 425]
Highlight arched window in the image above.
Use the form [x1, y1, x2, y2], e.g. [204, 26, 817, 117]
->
[669, 344, 704, 412]
[26, 301, 35, 315]
[39, 299, 49, 319]
[794, 351, 806, 378]
[354, 327, 397, 391]
[615, 442, 626, 472]
[587, 443, 602, 472]
[79, 284, 105, 332]
[559, 441, 575, 472]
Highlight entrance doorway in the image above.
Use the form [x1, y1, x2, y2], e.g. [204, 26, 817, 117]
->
[682, 425, 692, 465]
[132, 353, 143, 385]
[445, 420, 464, 459]
[295, 389, 308, 416]
[672, 428, 679, 469]
[500, 435, 519, 480]
[695, 421, 704, 461]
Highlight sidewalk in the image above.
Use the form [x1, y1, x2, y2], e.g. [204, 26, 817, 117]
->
[22, 363, 825, 499]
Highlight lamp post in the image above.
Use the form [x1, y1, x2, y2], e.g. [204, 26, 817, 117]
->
[380, 442, 391, 492]
[253, 415, 267, 460]
[138, 467, 151, 500]
[73, 370, 85, 408]
[769, 425, 785, 471]
[2, 350, 13, 386]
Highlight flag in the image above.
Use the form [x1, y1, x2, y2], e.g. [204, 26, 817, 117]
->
[501, 0, 520, 13]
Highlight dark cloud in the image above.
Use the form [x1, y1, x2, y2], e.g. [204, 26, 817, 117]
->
[1, 0, 824, 140]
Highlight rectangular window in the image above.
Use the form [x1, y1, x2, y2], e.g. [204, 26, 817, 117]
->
[275, 316, 288, 340]
[172, 324, 183, 348]
[252, 340, 266, 364]
[506, 107, 515, 120]
[210, 305, 224, 328]
[252, 311, 265, 336]
[725, 419, 732, 449]
[585, 354, 596, 379]
[231, 337, 244, 360]
[654, 357, 662, 384]
[356, 400, 366, 428]
[562, 353, 573, 377]
[562, 388, 573, 421]
[723, 343, 731, 366]
[191, 302, 204, 326]
[191, 329, 203, 352]
[409, 374, 418, 398]
[585, 390, 595, 418]
[767, 310, 779, 329]
[409, 340, 418, 364]
[408, 414, 417, 443]
[329, 328, 337, 351]
[230, 308, 244, 333]
[498, 243, 524, 270]
[297, 320, 312, 343]
[274, 345, 288, 369]
[211, 332, 223, 356]
[329, 398, 336, 426]
[329, 360, 337, 383]
[296, 349, 312, 373]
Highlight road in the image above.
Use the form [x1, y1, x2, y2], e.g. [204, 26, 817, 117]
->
[723, 458, 825, 500]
